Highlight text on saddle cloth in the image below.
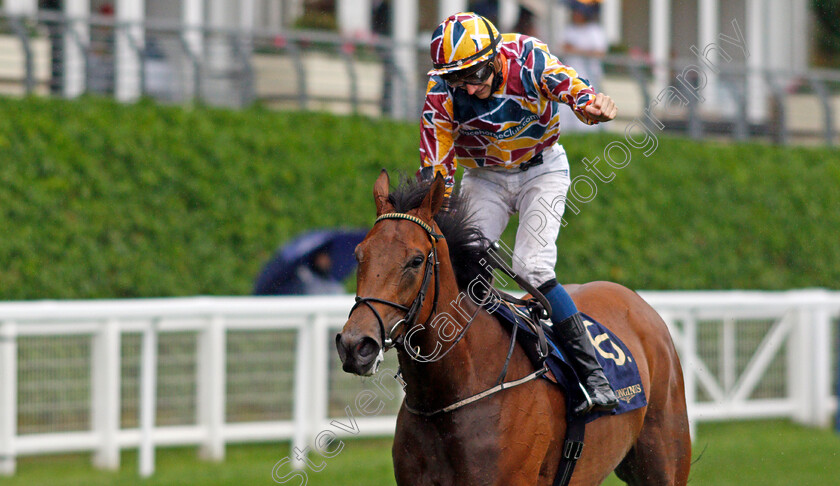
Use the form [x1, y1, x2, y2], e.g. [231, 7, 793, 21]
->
[488, 303, 647, 422]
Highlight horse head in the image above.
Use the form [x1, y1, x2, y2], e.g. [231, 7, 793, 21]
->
[336, 170, 447, 376]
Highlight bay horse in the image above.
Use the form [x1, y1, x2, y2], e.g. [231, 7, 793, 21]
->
[336, 171, 691, 485]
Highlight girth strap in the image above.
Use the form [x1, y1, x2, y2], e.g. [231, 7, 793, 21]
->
[553, 414, 586, 486]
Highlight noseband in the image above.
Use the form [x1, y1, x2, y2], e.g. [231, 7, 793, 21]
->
[349, 212, 443, 352]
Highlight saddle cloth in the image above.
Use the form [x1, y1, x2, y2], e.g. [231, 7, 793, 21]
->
[488, 302, 647, 422]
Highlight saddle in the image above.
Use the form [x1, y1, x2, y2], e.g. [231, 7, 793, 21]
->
[486, 297, 647, 420]
[485, 244, 647, 420]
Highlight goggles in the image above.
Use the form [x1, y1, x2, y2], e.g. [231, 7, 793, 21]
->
[439, 60, 495, 88]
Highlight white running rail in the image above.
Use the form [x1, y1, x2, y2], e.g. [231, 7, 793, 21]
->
[0, 290, 838, 477]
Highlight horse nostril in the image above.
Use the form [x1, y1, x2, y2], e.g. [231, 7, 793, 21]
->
[335, 333, 348, 363]
[356, 336, 380, 359]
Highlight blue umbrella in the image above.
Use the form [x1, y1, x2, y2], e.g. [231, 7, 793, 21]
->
[253, 228, 368, 295]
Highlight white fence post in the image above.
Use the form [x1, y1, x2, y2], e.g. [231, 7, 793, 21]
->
[789, 307, 812, 426]
[0, 321, 17, 476]
[92, 319, 121, 470]
[139, 320, 158, 477]
[198, 316, 226, 461]
[310, 314, 329, 433]
[292, 319, 313, 469]
[810, 301, 833, 427]
[722, 316, 736, 394]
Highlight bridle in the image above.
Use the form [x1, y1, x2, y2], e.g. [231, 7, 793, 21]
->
[347, 211, 551, 418]
[348, 212, 443, 355]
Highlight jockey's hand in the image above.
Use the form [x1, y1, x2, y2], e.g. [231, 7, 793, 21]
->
[584, 93, 618, 123]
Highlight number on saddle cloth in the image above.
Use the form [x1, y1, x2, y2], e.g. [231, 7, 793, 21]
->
[487, 303, 649, 420]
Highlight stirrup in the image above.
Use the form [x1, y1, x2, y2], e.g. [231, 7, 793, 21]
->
[574, 382, 618, 415]
[575, 383, 595, 415]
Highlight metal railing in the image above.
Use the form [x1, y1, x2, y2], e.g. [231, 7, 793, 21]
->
[602, 53, 840, 146]
[0, 12, 838, 143]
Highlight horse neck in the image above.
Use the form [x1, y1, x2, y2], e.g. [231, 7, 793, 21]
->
[396, 266, 516, 412]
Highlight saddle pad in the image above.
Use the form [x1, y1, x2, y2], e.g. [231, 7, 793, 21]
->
[488, 302, 647, 422]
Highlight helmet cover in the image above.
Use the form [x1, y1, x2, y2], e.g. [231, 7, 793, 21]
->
[428, 12, 501, 76]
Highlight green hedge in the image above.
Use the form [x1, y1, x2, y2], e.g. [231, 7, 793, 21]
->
[556, 132, 840, 290]
[0, 96, 838, 299]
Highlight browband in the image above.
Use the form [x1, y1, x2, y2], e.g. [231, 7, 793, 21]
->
[375, 212, 443, 241]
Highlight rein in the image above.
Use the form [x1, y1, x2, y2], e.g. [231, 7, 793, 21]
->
[403, 366, 548, 417]
[348, 211, 551, 418]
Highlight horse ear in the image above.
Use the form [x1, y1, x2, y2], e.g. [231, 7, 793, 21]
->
[373, 169, 393, 216]
[419, 173, 446, 220]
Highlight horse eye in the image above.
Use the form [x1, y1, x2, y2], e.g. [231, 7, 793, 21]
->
[410, 256, 425, 268]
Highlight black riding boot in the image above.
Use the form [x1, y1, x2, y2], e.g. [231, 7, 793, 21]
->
[553, 312, 619, 415]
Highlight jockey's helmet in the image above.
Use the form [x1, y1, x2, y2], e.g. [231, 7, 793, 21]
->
[428, 12, 501, 78]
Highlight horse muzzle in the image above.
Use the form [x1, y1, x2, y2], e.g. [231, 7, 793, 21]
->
[335, 332, 384, 376]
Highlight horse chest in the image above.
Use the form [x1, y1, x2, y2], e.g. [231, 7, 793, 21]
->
[394, 435, 498, 486]
[394, 405, 543, 486]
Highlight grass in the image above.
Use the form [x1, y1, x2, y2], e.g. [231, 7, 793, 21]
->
[1, 420, 838, 485]
[678, 420, 840, 486]
[0, 438, 396, 486]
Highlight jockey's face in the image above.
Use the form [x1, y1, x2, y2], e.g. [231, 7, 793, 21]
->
[443, 58, 496, 99]
[462, 72, 494, 99]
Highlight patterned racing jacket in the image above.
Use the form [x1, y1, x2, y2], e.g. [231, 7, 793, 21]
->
[419, 33, 598, 189]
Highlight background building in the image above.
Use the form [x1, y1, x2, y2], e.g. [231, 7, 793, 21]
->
[0, 0, 837, 141]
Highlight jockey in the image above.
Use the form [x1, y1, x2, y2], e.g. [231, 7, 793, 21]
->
[417, 12, 619, 415]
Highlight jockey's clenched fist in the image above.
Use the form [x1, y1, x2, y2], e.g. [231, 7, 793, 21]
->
[584, 93, 618, 122]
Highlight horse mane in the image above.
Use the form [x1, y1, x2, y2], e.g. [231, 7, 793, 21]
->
[387, 176, 493, 292]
